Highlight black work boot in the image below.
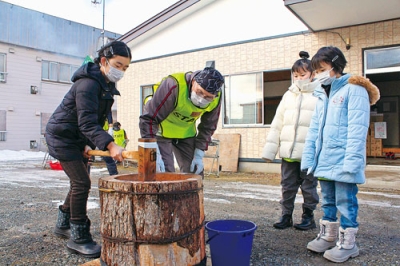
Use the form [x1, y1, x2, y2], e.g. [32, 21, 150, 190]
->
[67, 219, 101, 258]
[54, 206, 70, 238]
[273, 214, 293, 229]
[294, 207, 316, 230]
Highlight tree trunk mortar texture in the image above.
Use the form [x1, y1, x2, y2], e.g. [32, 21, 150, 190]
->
[99, 172, 205, 266]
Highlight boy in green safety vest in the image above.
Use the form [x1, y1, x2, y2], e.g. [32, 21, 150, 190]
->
[139, 67, 224, 177]
[112, 122, 128, 148]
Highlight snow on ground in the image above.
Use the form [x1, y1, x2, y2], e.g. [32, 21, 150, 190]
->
[0, 150, 46, 161]
[0, 150, 102, 209]
[0, 150, 399, 209]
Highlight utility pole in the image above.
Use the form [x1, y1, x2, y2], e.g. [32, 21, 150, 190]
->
[92, 0, 105, 46]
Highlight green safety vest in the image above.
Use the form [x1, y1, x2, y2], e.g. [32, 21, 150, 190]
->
[158, 73, 221, 139]
[103, 120, 109, 131]
[113, 129, 126, 147]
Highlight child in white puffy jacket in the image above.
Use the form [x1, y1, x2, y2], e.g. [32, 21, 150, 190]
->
[262, 51, 319, 231]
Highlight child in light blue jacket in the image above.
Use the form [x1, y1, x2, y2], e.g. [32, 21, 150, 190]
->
[301, 46, 380, 263]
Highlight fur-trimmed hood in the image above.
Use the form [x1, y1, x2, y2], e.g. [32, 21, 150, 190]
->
[348, 76, 380, 105]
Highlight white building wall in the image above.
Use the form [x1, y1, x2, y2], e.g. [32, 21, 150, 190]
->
[128, 0, 307, 61]
[0, 43, 81, 151]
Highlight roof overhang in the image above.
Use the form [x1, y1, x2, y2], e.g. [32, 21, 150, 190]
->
[284, 0, 400, 32]
[118, 0, 202, 44]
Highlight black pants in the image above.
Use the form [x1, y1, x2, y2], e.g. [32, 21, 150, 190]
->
[59, 159, 91, 222]
[280, 160, 319, 215]
[157, 136, 204, 177]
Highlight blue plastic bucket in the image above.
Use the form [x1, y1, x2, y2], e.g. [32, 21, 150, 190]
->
[205, 219, 257, 266]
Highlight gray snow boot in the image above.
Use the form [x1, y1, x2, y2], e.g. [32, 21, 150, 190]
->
[323, 227, 359, 263]
[66, 219, 101, 258]
[54, 206, 70, 238]
[307, 219, 339, 253]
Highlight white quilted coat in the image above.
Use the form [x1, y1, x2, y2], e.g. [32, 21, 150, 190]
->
[261, 80, 319, 161]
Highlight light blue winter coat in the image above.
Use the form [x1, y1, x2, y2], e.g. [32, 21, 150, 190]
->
[301, 74, 380, 184]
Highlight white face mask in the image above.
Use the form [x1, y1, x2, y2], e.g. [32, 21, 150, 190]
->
[105, 60, 124, 83]
[294, 79, 310, 89]
[191, 92, 211, 108]
[315, 68, 335, 86]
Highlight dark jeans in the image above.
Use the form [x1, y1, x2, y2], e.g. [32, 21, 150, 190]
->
[103, 156, 118, 175]
[280, 160, 319, 215]
[59, 160, 91, 222]
[157, 136, 204, 177]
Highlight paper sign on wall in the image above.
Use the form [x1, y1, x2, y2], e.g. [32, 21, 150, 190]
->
[374, 122, 387, 139]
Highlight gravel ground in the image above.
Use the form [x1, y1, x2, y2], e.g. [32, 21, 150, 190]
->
[0, 158, 399, 266]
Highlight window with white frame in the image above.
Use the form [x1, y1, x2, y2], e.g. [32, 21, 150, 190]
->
[223, 70, 291, 127]
[140, 85, 154, 114]
[224, 73, 263, 125]
[364, 46, 400, 74]
[59, 64, 71, 82]
[41, 60, 79, 83]
[0, 110, 6, 141]
[0, 53, 6, 82]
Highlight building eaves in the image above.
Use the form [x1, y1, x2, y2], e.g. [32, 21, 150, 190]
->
[118, 0, 199, 44]
[284, 0, 400, 32]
